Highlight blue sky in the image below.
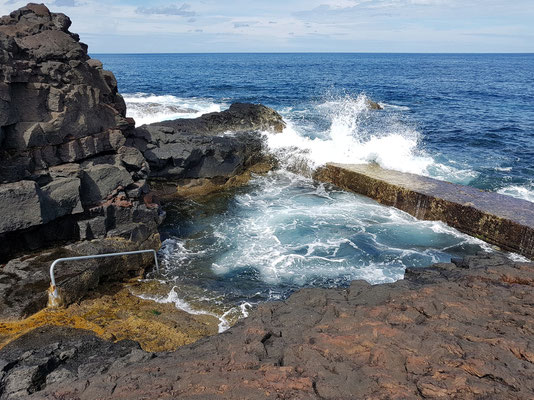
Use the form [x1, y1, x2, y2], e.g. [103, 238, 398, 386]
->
[1, 0, 533, 53]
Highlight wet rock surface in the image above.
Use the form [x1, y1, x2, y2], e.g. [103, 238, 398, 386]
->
[1, 253, 533, 399]
[0, 280, 219, 353]
[0, 4, 163, 262]
[0, 235, 161, 321]
[130, 103, 284, 197]
[315, 163, 534, 260]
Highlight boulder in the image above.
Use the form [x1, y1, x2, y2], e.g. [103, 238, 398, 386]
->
[80, 164, 133, 206]
[40, 177, 83, 221]
[0, 180, 42, 234]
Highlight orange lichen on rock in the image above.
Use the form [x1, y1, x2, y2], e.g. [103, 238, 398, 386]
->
[0, 280, 219, 352]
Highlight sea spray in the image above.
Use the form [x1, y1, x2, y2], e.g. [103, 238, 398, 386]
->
[124, 93, 224, 126]
[267, 93, 475, 183]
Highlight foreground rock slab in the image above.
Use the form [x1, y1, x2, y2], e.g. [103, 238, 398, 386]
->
[1, 253, 533, 399]
[315, 163, 534, 259]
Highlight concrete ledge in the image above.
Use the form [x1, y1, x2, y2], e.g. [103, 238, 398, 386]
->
[314, 163, 534, 259]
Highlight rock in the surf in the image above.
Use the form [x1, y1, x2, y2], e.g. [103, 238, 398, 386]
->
[367, 99, 383, 110]
[153, 102, 286, 134]
[129, 103, 285, 197]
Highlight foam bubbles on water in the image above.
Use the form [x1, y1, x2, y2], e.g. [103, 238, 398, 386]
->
[497, 184, 534, 203]
[124, 93, 224, 126]
[267, 93, 476, 184]
[202, 171, 489, 286]
[138, 286, 250, 333]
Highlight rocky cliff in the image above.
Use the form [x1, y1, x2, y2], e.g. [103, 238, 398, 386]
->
[0, 4, 163, 262]
[0, 4, 288, 321]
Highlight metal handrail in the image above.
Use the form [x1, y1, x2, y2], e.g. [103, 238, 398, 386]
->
[48, 249, 159, 305]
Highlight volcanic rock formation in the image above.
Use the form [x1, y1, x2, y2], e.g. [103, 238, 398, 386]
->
[0, 4, 164, 263]
[130, 103, 286, 197]
[1, 253, 533, 399]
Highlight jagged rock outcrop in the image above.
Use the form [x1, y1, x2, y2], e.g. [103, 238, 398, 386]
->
[129, 103, 285, 197]
[154, 102, 286, 135]
[1, 253, 533, 399]
[0, 4, 164, 262]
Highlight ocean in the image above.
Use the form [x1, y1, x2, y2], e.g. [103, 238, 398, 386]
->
[96, 53, 534, 329]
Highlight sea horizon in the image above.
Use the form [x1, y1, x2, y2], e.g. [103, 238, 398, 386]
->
[91, 51, 534, 55]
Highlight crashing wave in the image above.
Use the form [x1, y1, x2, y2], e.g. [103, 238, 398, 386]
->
[265, 93, 477, 184]
[123, 93, 225, 126]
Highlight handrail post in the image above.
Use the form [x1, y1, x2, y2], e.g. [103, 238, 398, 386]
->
[48, 249, 159, 308]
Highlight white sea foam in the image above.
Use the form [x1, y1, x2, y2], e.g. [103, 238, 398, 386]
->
[123, 93, 225, 126]
[379, 102, 411, 111]
[497, 184, 534, 203]
[266, 93, 476, 184]
[203, 171, 489, 286]
[138, 287, 250, 333]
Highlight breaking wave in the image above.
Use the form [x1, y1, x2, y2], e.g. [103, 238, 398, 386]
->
[123, 93, 225, 126]
[498, 184, 534, 203]
[266, 93, 477, 184]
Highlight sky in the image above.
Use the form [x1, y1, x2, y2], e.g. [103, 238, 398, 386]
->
[1, 0, 533, 53]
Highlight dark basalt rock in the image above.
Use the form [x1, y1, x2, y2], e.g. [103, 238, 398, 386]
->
[132, 128, 265, 181]
[0, 326, 147, 400]
[129, 103, 285, 197]
[0, 4, 163, 263]
[154, 102, 286, 135]
[2, 254, 533, 399]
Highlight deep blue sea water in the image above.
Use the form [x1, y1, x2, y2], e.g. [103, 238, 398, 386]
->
[95, 53, 534, 327]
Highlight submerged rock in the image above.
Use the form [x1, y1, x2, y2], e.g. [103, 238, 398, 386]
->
[1, 253, 533, 399]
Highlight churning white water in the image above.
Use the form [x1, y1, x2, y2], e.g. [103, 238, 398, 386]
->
[156, 171, 494, 330]
[266, 93, 477, 184]
[129, 91, 524, 329]
[124, 93, 224, 126]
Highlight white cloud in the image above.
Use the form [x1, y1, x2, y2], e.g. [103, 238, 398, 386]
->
[136, 3, 195, 17]
[0, 0, 532, 52]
